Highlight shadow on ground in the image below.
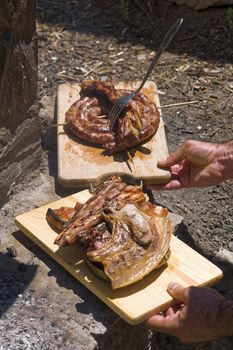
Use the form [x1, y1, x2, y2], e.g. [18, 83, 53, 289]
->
[13, 230, 116, 329]
[12, 221, 233, 348]
[37, 0, 233, 64]
[0, 252, 37, 318]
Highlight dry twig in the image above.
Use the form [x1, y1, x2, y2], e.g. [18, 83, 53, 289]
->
[159, 101, 199, 109]
[51, 123, 67, 127]
[83, 62, 103, 78]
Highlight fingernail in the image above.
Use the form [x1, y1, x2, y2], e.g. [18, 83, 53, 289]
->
[167, 282, 179, 291]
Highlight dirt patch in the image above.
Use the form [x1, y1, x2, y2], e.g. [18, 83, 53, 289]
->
[0, 1, 233, 349]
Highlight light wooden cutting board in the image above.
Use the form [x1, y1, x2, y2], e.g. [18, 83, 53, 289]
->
[15, 190, 223, 325]
[57, 81, 171, 188]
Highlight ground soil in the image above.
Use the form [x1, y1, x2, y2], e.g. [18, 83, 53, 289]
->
[0, 1, 233, 349]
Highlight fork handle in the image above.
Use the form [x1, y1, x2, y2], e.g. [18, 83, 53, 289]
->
[133, 18, 183, 96]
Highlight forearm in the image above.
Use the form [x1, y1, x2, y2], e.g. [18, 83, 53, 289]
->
[217, 298, 233, 338]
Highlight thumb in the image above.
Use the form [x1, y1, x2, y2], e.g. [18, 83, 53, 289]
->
[158, 144, 186, 167]
[167, 282, 187, 302]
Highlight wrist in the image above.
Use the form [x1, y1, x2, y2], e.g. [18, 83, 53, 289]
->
[217, 141, 233, 182]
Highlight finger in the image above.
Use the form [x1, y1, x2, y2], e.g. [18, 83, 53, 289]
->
[148, 180, 182, 191]
[167, 283, 187, 302]
[146, 314, 177, 333]
[148, 164, 188, 191]
[165, 303, 184, 316]
[158, 144, 187, 167]
[170, 164, 182, 174]
[148, 173, 183, 190]
[164, 306, 176, 317]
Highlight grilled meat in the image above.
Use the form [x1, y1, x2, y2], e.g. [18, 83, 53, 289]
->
[65, 80, 160, 152]
[49, 176, 171, 289]
[54, 176, 146, 247]
[87, 203, 171, 289]
[46, 205, 80, 231]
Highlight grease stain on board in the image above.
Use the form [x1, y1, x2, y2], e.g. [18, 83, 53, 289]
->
[58, 81, 170, 186]
[64, 140, 113, 165]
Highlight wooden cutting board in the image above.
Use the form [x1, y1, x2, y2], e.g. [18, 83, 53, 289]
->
[57, 81, 171, 188]
[15, 190, 223, 325]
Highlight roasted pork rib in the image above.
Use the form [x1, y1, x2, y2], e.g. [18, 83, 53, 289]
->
[54, 176, 146, 246]
[47, 176, 171, 289]
[65, 80, 160, 152]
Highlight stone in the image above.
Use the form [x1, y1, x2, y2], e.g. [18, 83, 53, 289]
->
[167, 212, 184, 229]
[213, 248, 233, 265]
[6, 245, 17, 258]
[228, 242, 233, 252]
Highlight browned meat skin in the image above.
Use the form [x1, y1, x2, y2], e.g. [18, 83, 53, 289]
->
[52, 175, 171, 289]
[46, 207, 112, 249]
[65, 80, 160, 152]
[54, 176, 146, 247]
[66, 96, 115, 145]
[87, 201, 171, 289]
[46, 206, 79, 231]
[80, 80, 118, 103]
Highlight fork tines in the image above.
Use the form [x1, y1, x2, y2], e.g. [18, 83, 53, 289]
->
[109, 102, 123, 131]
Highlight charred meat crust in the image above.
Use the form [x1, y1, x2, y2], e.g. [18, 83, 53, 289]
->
[54, 175, 146, 247]
[46, 206, 80, 232]
[87, 201, 171, 289]
[65, 80, 160, 152]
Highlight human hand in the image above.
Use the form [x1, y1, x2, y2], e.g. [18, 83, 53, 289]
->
[149, 140, 232, 190]
[146, 282, 233, 343]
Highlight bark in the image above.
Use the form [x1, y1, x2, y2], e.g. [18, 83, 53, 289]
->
[0, 0, 41, 207]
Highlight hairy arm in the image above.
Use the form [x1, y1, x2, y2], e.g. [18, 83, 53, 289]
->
[149, 140, 233, 190]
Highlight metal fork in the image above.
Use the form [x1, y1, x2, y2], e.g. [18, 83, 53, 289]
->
[109, 18, 183, 131]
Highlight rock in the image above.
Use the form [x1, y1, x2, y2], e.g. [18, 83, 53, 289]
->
[213, 248, 233, 265]
[229, 242, 233, 252]
[167, 212, 184, 230]
[6, 245, 17, 258]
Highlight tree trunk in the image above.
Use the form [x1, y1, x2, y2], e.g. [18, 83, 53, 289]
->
[0, 0, 41, 207]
